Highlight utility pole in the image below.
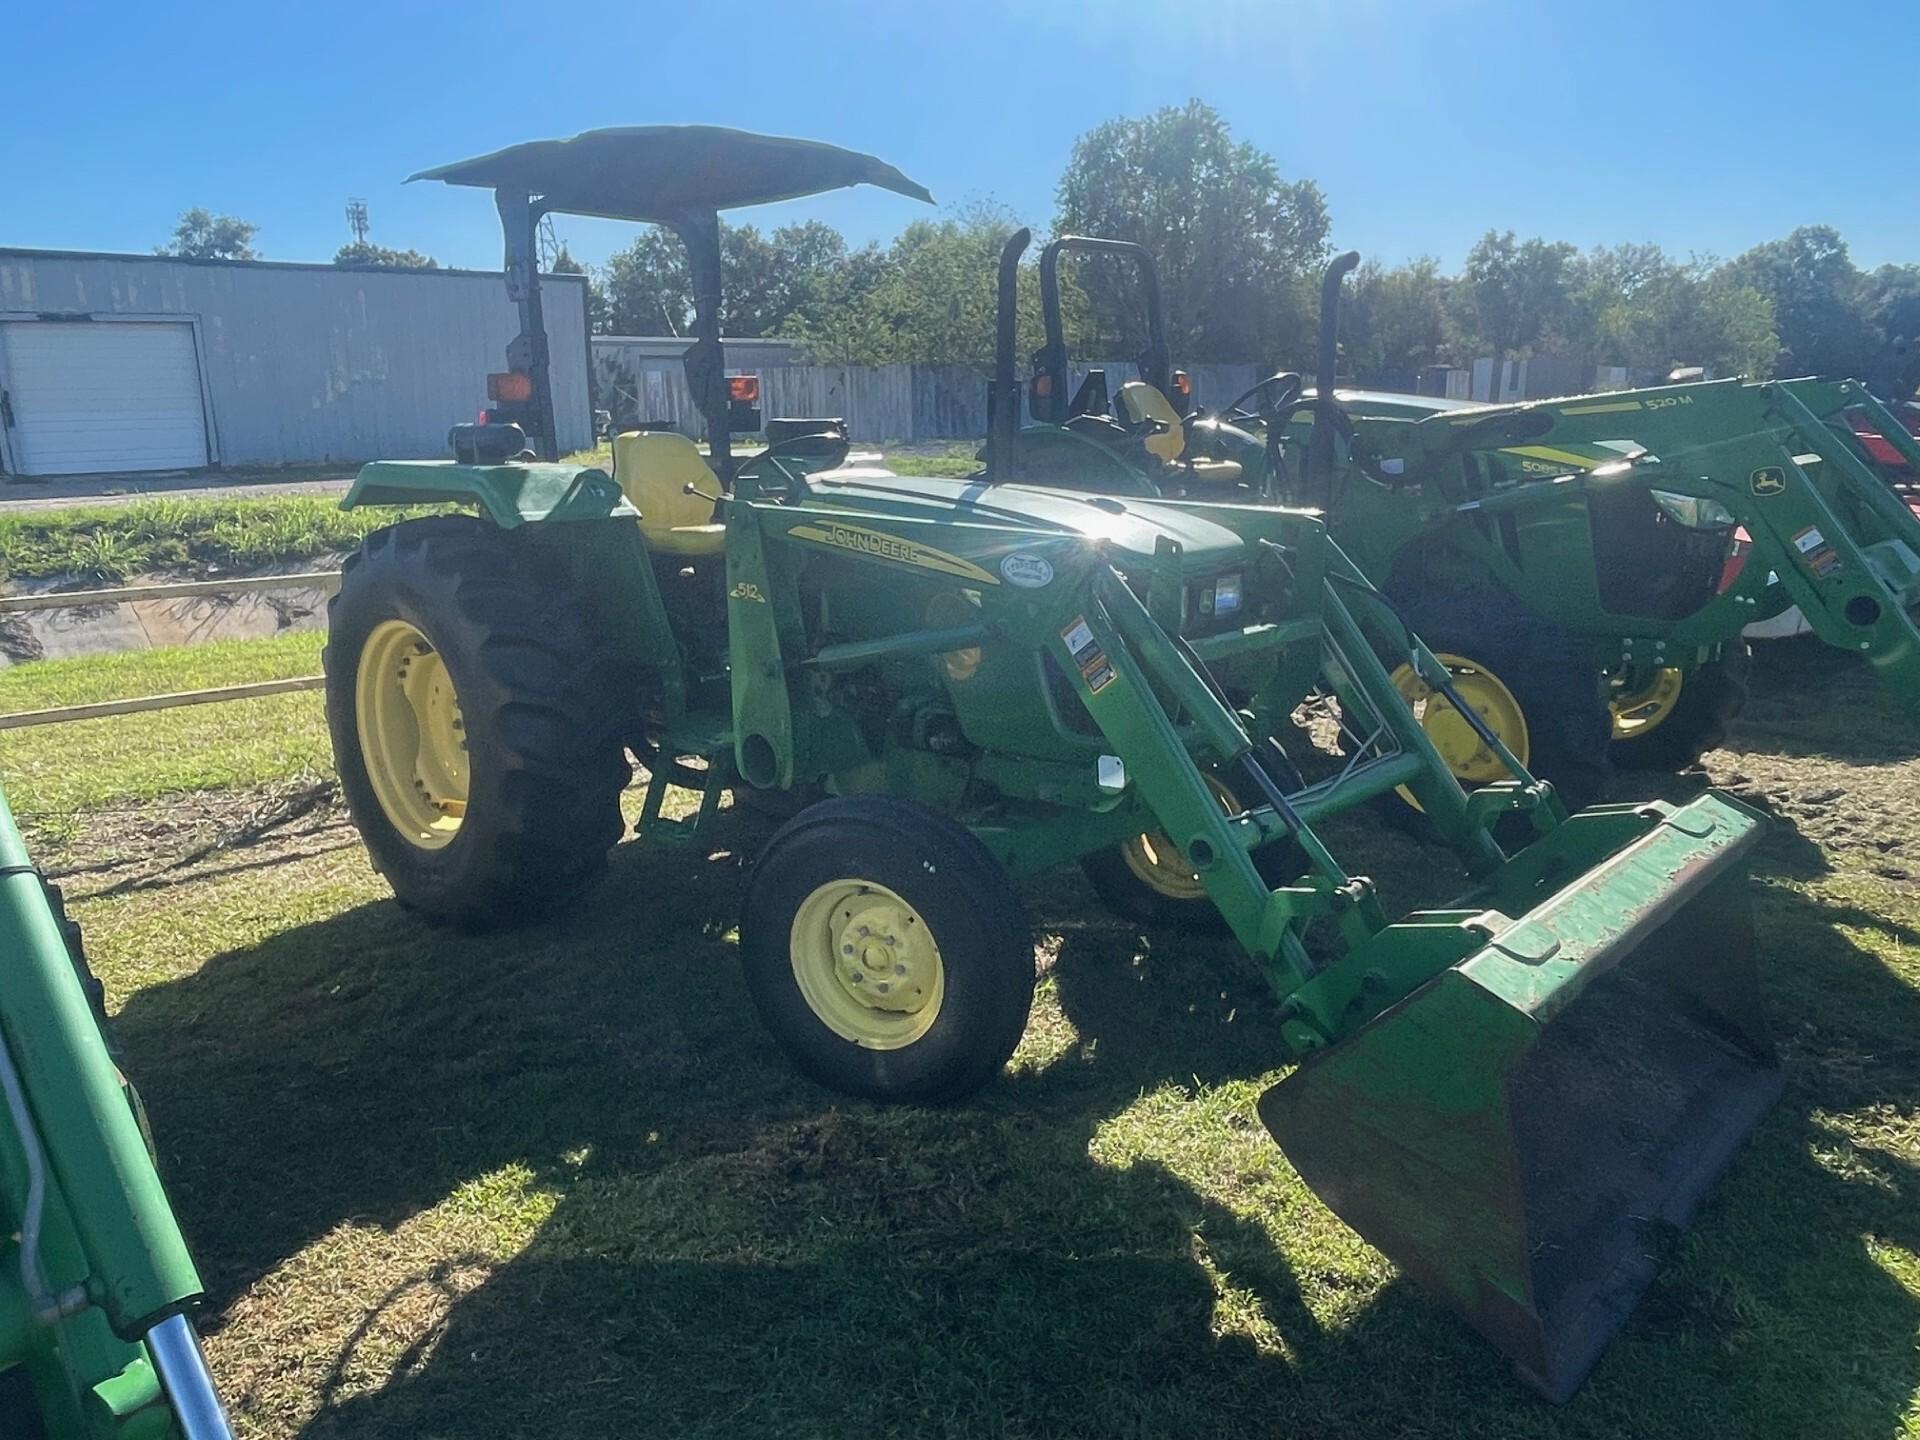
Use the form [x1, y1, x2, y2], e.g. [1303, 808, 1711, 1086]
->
[345, 199, 370, 245]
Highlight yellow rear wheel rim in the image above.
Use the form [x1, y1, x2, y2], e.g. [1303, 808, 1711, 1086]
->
[1390, 653, 1529, 810]
[355, 619, 469, 851]
[1610, 667, 1685, 741]
[1120, 774, 1240, 901]
[790, 880, 945, 1050]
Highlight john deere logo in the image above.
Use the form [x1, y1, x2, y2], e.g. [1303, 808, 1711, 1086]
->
[1750, 466, 1786, 497]
[788, 522, 998, 585]
[1000, 552, 1055, 588]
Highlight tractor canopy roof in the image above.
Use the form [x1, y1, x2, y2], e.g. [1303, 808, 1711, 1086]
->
[408, 125, 933, 223]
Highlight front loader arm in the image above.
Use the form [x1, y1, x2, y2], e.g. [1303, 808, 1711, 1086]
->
[1387, 379, 1920, 702]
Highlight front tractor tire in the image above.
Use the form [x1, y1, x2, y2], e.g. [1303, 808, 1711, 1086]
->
[1080, 770, 1304, 933]
[741, 797, 1034, 1104]
[1609, 644, 1752, 770]
[324, 516, 631, 929]
[1392, 592, 1613, 819]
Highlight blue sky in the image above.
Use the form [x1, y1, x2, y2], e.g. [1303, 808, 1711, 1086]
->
[7, 0, 1914, 275]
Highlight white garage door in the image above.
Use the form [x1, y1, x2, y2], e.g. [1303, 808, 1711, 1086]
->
[1, 320, 210, 476]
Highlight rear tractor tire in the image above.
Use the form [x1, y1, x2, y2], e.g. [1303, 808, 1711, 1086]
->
[1609, 644, 1752, 770]
[741, 796, 1034, 1103]
[324, 516, 632, 929]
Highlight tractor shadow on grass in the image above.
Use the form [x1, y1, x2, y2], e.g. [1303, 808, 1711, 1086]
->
[109, 806, 1920, 1439]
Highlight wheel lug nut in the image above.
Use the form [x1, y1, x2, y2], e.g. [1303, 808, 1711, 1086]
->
[842, 944, 854, 956]
[876, 982, 890, 994]
[850, 973, 864, 985]
[893, 964, 906, 976]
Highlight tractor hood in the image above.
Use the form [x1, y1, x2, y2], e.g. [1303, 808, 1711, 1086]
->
[408, 126, 932, 222]
[808, 468, 1251, 572]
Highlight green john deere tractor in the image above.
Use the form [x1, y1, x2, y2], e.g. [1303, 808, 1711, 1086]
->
[324, 126, 1783, 1401]
[980, 232, 1920, 812]
[0, 783, 233, 1439]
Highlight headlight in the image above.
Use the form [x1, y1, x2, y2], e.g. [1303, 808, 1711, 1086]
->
[1213, 572, 1243, 617]
[1181, 570, 1245, 632]
[1651, 490, 1736, 529]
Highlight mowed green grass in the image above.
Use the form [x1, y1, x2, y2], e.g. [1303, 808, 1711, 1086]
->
[0, 634, 331, 820]
[8, 635, 1919, 1438]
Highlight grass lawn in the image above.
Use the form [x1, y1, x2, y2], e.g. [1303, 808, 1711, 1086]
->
[0, 498, 450, 583]
[0, 634, 331, 822]
[5, 635, 1917, 1437]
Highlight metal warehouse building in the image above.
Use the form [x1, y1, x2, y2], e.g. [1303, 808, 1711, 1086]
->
[0, 249, 592, 478]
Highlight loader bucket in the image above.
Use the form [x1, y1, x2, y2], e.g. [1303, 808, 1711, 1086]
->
[1258, 794, 1779, 1401]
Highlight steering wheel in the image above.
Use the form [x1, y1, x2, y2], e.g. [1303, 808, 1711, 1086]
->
[1224, 372, 1305, 426]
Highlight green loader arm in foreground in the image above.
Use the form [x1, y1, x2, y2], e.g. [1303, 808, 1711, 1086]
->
[0, 787, 231, 1438]
[1020, 522, 1776, 1401]
[726, 476, 1778, 1400]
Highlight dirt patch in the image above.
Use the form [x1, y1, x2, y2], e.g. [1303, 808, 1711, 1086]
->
[43, 778, 354, 899]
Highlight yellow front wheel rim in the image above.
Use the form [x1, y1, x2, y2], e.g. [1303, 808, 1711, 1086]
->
[1390, 653, 1529, 809]
[355, 619, 469, 851]
[1120, 773, 1240, 901]
[1610, 667, 1685, 741]
[790, 880, 945, 1050]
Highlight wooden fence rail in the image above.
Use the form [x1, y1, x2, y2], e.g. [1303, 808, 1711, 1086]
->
[0, 571, 341, 615]
[0, 572, 341, 729]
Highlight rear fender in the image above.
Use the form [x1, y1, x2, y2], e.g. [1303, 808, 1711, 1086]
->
[341, 460, 638, 528]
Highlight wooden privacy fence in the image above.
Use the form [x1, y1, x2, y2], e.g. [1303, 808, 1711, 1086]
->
[592, 345, 1263, 443]
[0, 573, 338, 730]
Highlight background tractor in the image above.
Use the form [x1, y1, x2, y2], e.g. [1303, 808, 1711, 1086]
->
[0, 783, 233, 1440]
[323, 126, 1783, 1401]
[980, 234, 1920, 812]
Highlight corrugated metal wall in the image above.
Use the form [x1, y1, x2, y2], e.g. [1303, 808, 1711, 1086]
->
[591, 341, 1262, 442]
[0, 250, 592, 467]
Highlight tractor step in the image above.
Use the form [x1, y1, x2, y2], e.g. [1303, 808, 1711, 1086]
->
[635, 718, 735, 845]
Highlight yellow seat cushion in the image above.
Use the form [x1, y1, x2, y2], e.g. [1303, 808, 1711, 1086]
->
[1114, 381, 1187, 464]
[613, 431, 727, 556]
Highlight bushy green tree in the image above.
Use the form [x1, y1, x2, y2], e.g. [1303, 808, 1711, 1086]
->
[1723, 226, 1872, 379]
[1054, 100, 1328, 365]
[1862, 263, 1920, 400]
[598, 220, 864, 338]
[1342, 259, 1451, 382]
[1451, 231, 1579, 358]
[158, 208, 258, 261]
[792, 203, 1067, 369]
[1563, 243, 1778, 379]
[333, 241, 437, 269]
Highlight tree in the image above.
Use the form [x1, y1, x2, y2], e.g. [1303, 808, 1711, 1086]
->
[157, 208, 258, 261]
[598, 219, 862, 338]
[1055, 100, 1329, 365]
[1342, 259, 1452, 383]
[333, 241, 437, 269]
[601, 227, 690, 335]
[1560, 243, 1777, 380]
[787, 203, 1065, 370]
[1451, 231, 1579, 358]
[550, 245, 612, 334]
[1723, 225, 1871, 379]
[1681, 272, 1779, 380]
[1862, 263, 1920, 400]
